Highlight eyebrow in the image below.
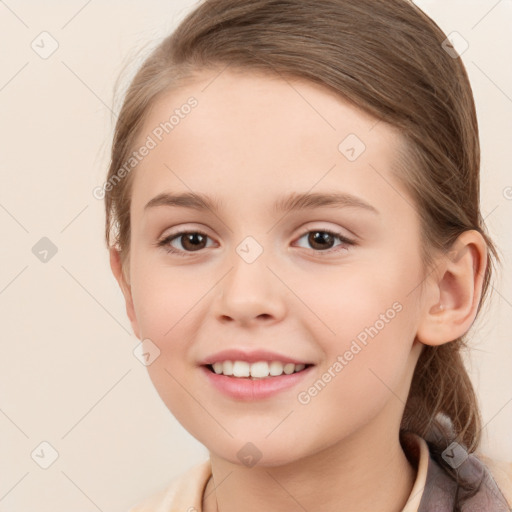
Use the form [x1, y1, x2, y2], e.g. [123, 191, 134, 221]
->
[144, 191, 379, 215]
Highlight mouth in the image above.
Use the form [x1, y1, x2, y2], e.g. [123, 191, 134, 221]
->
[201, 362, 315, 400]
[203, 362, 315, 380]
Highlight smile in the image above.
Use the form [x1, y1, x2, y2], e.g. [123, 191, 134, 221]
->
[208, 360, 310, 378]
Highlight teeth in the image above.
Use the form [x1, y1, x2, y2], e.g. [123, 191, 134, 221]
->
[211, 360, 307, 378]
[233, 361, 250, 377]
[249, 361, 269, 378]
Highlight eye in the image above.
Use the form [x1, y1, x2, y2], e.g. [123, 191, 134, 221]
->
[155, 228, 355, 257]
[156, 230, 214, 256]
[294, 229, 354, 254]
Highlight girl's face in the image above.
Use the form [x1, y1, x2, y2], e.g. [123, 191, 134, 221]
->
[122, 68, 428, 466]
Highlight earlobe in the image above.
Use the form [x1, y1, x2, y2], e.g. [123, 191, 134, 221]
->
[109, 248, 140, 339]
[416, 230, 488, 347]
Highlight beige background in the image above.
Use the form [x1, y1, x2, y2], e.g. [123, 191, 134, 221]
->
[0, 1, 510, 510]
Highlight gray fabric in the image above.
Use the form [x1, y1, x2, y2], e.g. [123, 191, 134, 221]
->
[401, 431, 511, 511]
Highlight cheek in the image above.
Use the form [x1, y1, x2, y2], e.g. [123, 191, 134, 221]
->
[129, 251, 201, 340]
[293, 295, 417, 447]
[302, 260, 416, 348]
[300, 257, 421, 403]
[128, 256, 213, 386]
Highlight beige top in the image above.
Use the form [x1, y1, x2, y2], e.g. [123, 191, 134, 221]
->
[128, 434, 512, 511]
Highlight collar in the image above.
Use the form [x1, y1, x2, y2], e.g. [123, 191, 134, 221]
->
[129, 432, 511, 511]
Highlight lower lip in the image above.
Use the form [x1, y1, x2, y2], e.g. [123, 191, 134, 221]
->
[201, 365, 314, 401]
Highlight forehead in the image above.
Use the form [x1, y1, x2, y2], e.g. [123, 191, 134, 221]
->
[130, 68, 409, 218]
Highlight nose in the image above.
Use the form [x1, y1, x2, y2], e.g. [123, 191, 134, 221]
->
[212, 247, 287, 327]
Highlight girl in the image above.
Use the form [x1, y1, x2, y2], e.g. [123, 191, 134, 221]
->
[105, 0, 512, 510]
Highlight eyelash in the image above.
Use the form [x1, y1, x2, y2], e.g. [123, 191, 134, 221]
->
[155, 228, 355, 257]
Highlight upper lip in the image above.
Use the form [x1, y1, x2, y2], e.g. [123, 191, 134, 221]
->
[199, 349, 314, 366]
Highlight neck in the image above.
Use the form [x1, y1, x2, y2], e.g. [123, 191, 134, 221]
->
[202, 424, 417, 512]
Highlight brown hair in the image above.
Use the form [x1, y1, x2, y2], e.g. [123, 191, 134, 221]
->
[104, 0, 499, 502]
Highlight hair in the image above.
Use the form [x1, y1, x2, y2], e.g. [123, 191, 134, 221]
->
[104, 0, 500, 508]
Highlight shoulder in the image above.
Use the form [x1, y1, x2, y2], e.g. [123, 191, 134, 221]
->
[127, 458, 212, 512]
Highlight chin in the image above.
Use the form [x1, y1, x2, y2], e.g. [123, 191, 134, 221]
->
[204, 436, 314, 469]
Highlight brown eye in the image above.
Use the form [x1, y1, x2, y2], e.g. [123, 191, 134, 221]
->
[295, 229, 354, 253]
[308, 231, 336, 250]
[157, 230, 213, 255]
[178, 232, 208, 251]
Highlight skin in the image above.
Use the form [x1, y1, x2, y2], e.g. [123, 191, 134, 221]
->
[110, 68, 487, 512]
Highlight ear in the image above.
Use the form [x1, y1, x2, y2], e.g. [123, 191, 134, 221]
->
[416, 230, 488, 346]
[109, 248, 141, 339]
